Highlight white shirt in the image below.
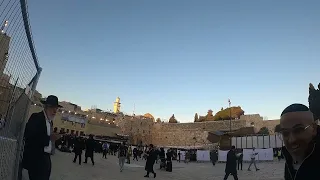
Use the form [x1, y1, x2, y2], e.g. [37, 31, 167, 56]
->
[43, 112, 52, 154]
[251, 150, 257, 159]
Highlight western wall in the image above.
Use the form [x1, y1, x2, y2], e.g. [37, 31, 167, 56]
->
[116, 114, 280, 147]
[28, 95, 280, 148]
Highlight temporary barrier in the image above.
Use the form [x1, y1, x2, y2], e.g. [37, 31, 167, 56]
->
[218, 148, 274, 162]
[231, 135, 284, 149]
[196, 150, 210, 162]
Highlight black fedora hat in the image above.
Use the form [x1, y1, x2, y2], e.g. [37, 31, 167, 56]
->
[40, 95, 62, 108]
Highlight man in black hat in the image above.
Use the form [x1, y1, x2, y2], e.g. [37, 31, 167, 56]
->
[279, 103, 320, 180]
[223, 146, 238, 180]
[22, 95, 62, 180]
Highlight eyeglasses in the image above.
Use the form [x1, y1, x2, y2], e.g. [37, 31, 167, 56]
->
[277, 125, 311, 140]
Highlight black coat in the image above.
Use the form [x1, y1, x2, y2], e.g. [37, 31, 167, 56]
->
[145, 149, 156, 171]
[85, 138, 95, 157]
[22, 111, 50, 170]
[73, 139, 84, 154]
[225, 150, 237, 174]
[283, 126, 320, 180]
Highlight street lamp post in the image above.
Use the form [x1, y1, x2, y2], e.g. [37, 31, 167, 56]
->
[228, 99, 232, 132]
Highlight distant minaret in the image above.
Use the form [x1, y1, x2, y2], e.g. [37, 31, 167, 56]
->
[113, 97, 121, 113]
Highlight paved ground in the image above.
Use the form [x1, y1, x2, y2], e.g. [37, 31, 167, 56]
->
[23, 151, 285, 180]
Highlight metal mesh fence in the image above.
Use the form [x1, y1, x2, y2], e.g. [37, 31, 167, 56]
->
[0, 0, 41, 180]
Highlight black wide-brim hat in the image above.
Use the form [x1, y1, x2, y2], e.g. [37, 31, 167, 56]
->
[40, 95, 63, 108]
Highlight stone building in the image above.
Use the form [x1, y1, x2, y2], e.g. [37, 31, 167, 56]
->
[0, 33, 10, 74]
[29, 98, 121, 137]
[115, 114, 154, 145]
[0, 33, 11, 117]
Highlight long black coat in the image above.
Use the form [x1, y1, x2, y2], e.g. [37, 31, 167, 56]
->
[85, 138, 95, 157]
[73, 138, 84, 155]
[145, 149, 156, 171]
[225, 150, 237, 174]
[22, 111, 50, 170]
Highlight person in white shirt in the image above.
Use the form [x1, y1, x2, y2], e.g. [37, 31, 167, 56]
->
[248, 147, 260, 171]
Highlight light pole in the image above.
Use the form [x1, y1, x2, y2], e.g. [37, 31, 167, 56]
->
[228, 99, 232, 132]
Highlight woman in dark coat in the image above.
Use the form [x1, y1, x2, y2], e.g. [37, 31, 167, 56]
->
[144, 144, 157, 178]
[223, 146, 238, 180]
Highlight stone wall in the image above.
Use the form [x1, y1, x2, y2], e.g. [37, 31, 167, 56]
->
[85, 123, 120, 136]
[261, 119, 280, 134]
[29, 104, 279, 147]
[116, 115, 154, 145]
[150, 120, 247, 147]
[118, 114, 280, 147]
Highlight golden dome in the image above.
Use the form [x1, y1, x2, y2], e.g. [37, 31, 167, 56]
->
[144, 113, 155, 120]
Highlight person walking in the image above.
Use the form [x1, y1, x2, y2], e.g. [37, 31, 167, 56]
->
[223, 146, 239, 180]
[126, 145, 132, 164]
[133, 147, 139, 161]
[102, 142, 109, 159]
[118, 142, 127, 172]
[210, 150, 218, 166]
[73, 137, 84, 165]
[237, 150, 243, 170]
[248, 147, 259, 171]
[84, 135, 95, 165]
[22, 95, 62, 180]
[144, 144, 157, 178]
[166, 149, 173, 172]
[159, 148, 166, 170]
[177, 151, 181, 163]
[277, 149, 282, 161]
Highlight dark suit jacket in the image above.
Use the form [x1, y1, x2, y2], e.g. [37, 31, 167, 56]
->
[85, 138, 95, 157]
[225, 150, 237, 174]
[22, 111, 50, 170]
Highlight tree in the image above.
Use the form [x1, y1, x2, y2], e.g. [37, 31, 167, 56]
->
[194, 113, 199, 122]
[156, 118, 161, 123]
[309, 83, 320, 120]
[213, 106, 245, 121]
[169, 114, 178, 123]
[274, 124, 281, 133]
[258, 127, 270, 135]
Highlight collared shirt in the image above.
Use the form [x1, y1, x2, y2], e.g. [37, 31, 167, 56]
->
[43, 111, 52, 154]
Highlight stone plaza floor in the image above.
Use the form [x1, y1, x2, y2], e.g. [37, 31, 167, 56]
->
[22, 151, 285, 180]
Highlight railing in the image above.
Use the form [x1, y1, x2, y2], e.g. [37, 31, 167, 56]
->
[0, 0, 41, 180]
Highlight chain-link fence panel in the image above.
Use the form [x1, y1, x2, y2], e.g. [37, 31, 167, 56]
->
[0, 0, 41, 180]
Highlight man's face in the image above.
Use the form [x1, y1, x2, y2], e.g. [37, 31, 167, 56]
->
[45, 105, 58, 119]
[280, 111, 317, 157]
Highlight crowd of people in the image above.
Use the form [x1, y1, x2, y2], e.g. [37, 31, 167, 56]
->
[54, 131, 181, 177]
[21, 95, 320, 180]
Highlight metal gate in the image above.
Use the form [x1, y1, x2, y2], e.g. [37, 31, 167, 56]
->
[0, 0, 41, 180]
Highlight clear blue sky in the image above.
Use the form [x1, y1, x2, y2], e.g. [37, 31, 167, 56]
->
[28, 0, 320, 122]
